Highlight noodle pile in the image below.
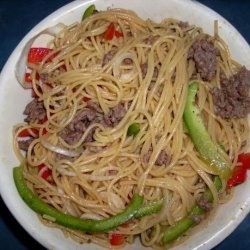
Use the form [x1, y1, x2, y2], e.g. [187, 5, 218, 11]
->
[13, 8, 249, 249]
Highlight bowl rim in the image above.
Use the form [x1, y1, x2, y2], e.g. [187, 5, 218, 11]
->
[0, 0, 250, 250]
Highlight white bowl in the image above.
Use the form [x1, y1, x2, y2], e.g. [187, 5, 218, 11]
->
[0, 0, 250, 249]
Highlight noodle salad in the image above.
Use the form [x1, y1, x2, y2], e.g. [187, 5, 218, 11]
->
[12, 5, 250, 249]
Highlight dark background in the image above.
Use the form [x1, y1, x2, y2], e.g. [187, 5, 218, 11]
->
[0, 0, 249, 249]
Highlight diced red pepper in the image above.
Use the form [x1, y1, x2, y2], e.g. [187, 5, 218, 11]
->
[104, 23, 116, 40]
[18, 116, 47, 137]
[38, 116, 47, 124]
[227, 164, 247, 189]
[25, 72, 41, 97]
[18, 127, 47, 137]
[25, 73, 32, 83]
[60, 64, 67, 71]
[121, 221, 131, 228]
[31, 89, 39, 98]
[38, 117, 48, 135]
[38, 164, 53, 183]
[115, 30, 123, 38]
[27, 48, 58, 64]
[25, 72, 40, 83]
[18, 128, 39, 137]
[109, 233, 125, 246]
[83, 96, 91, 102]
[46, 83, 53, 89]
[238, 153, 250, 170]
[38, 163, 46, 171]
[41, 128, 47, 135]
[28, 48, 53, 64]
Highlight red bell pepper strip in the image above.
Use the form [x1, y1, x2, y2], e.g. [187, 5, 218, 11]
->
[83, 96, 91, 102]
[104, 23, 124, 40]
[28, 48, 53, 64]
[38, 164, 52, 180]
[31, 89, 39, 98]
[25, 73, 32, 83]
[227, 164, 247, 189]
[25, 71, 41, 97]
[227, 153, 250, 188]
[18, 128, 39, 137]
[109, 233, 125, 246]
[18, 127, 47, 137]
[38, 116, 48, 125]
[25, 72, 40, 83]
[38, 164, 54, 184]
[121, 221, 131, 228]
[238, 153, 250, 170]
[115, 30, 123, 38]
[28, 48, 59, 64]
[38, 117, 48, 135]
[41, 128, 47, 135]
[46, 83, 53, 89]
[18, 116, 47, 137]
[104, 23, 116, 40]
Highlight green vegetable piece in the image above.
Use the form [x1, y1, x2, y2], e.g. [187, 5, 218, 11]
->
[162, 206, 204, 244]
[127, 123, 140, 136]
[217, 141, 226, 153]
[202, 176, 222, 202]
[135, 198, 164, 218]
[13, 166, 143, 233]
[82, 4, 95, 20]
[183, 82, 231, 180]
[213, 176, 223, 192]
[162, 176, 222, 244]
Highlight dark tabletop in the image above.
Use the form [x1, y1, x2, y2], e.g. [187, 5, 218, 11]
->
[0, 0, 250, 249]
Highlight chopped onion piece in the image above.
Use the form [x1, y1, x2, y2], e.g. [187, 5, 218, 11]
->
[65, 200, 78, 216]
[57, 187, 64, 194]
[110, 192, 125, 210]
[80, 213, 104, 220]
[22, 82, 33, 89]
[57, 166, 76, 177]
[41, 136, 81, 157]
[113, 52, 137, 81]
[15, 23, 66, 87]
[101, 192, 125, 210]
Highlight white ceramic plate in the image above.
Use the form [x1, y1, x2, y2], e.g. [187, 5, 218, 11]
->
[0, 0, 250, 249]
